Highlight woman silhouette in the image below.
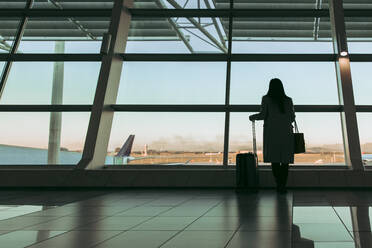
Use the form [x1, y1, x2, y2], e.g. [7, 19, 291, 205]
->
[249, 78, 295, 193]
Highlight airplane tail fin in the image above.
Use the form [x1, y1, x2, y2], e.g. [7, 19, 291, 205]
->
[116, 135, 135, 157]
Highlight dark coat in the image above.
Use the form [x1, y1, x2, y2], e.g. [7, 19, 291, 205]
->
[251, 95, 295, 163]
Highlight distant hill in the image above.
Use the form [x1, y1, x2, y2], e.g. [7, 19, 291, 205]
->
[306, 144, 344, 153]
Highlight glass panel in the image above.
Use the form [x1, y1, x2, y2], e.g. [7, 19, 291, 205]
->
[0, 112, 90, 165]
[233, 0, 329, 9]
[346, 17, 372, 53]
[232, 17, 333, 53]
[343, 0, 372, 9]
[117, 62, 226, 104]
[230, 62, 339, 105]
[133, 0, 220, 9]
[357, 113, 372, 166]
[350, 63, 372, 105]
[229, 113, 345, 165]
[0, 62, 100, 104]
[0, 18, 20, 54]
[0, 1, 26, 8]
[0, 62, 5, 72]
[32, 0, 114, 9]
[106, 112, 224, 165]
[126, 17, 228, 53]
[18, 17, 109, 53]
[348, 42, 372, 54]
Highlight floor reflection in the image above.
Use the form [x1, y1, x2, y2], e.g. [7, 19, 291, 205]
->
[292, 224, 314, 248]
[0, 205, 51, 220]
[0, 190, 372, 247]
[292, 190, 372, 248]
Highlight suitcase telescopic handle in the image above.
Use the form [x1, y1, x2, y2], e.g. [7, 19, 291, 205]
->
[252, 120, 259, 167]
[252, 120, 257, 155]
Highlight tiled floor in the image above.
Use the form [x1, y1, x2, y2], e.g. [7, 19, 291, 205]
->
[0, 189, 370, 247]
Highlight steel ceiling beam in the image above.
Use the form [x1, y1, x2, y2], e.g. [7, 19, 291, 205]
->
[3, 104, 372, 113]
[203, 0, 226, 48]
[165, 0, 227, 53]
[4, 53, 372, 62]
[155, 0, 194, 53]
[49, 0, 97, 40]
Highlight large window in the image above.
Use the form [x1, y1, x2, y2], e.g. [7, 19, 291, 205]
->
[126, 17, 229, 53]
[107, 112, 225, 165]
[346, 17, 372, 54]
[117, 62, 226, 104]
[232, 17, 333, 54]
[229, 113, 345, 165]
[230, 62, 339, 105]
[17, 17, 109, 54]
[350, 63, 372, 105]
[0, 112, 90, 165]
[357, 114, 372, 166]
[0, 62, 100, 105]
[0, 0, 370, 170]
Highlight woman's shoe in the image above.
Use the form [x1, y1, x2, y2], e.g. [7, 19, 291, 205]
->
[276, 186, 281, 193]
[276, 185, 287, 194]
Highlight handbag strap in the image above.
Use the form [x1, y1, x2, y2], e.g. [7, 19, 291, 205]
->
[294, 120, 300, 133]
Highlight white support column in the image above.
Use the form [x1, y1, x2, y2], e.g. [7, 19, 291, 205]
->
[77, 0, 132, 169]
[329, 0, 363, 170]
[47, 41, 65, 164]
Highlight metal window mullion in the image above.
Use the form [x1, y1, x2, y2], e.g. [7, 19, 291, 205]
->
[8, 8, 372, 18]
[1, 53, 341, 62]
[223, 0, 233, 166]
[6, 53, 372, 62]
[0, 0, 33, 99]
[0, 104, 364, 113]
[329, 0, 363, 170]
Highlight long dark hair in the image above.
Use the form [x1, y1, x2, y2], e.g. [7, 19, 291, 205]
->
[266, 78, 289, 113]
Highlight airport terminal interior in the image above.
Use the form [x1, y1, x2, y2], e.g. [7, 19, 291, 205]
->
[1, 0, 372, 247]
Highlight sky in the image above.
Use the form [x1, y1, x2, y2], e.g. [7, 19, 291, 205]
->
[0, 35, 371, 153]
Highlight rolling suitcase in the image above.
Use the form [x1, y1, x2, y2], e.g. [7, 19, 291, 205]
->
[236, 120, 259, 192]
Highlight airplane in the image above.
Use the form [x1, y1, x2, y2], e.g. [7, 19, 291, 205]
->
[362, 154, 372, 165]
[113, 135, 138, 164]
[113, 135, 191, 165]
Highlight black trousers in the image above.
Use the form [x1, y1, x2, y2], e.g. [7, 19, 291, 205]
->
[271, 163, 289, 188]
